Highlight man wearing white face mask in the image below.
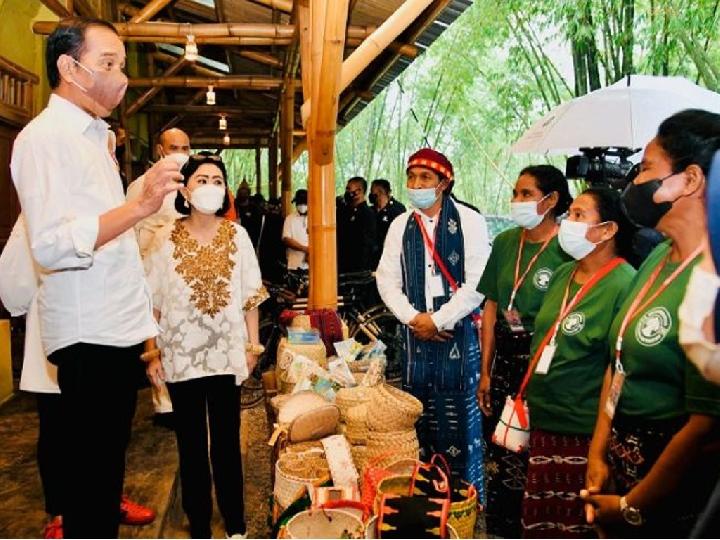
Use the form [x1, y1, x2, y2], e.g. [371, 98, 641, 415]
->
[376, 148, 490, 493]
[126, 128, 191, 424]
[127, 128, 191, 257]
[282, 188, 310, 270]
[10, 18, 183, 538]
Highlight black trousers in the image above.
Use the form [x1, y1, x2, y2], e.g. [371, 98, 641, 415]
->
[167, 375, 246, 539]
[36, 393, 63, 517]
[49, 342, 141, 539]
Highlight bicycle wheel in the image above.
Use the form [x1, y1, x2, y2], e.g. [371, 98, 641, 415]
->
[349, 306, 405, 383]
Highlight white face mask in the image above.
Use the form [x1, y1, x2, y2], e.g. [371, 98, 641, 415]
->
[558, 219, 600, 260]
[510, 195, 549, 229]
[296, 204, 308, 215]
[190, 184, 225, 215]
[679, 264, 720, 384]
[163, 152, 189, 168]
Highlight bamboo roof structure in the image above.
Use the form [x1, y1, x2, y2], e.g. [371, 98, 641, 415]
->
[34, 0, 470, 157]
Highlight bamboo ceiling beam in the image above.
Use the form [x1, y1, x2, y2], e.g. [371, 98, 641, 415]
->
[126, 55, 186, 116]
[248, 0, 293, 13]
[152, 52, 227, 77]
[73, 0, 97, 18]
[33, 21, 297, 39]
[127, 76, 292, 89]
[234, 50, 283, 69]
[191, 136, 271, 147]
[39, 0, 70, 18]
[129, 0, 175, 23]
[186, 128, 272, 136]
[145, 104, 274, 115]
[157, 89, 204, 134]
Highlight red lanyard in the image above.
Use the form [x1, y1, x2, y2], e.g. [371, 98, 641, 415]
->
[509, 228, 557, 310]
[512, 256, 625, 426]
[614, 244, 704, 370]
[413, 212, 481, 322]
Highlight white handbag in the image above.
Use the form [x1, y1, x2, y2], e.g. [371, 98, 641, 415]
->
[491, 396, 530, 453]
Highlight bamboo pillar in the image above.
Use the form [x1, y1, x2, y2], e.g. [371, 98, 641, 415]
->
[305, 0, 348, 310]
[280, 79, 294, 216]
[255, 146, 262, 195]
[269, 132, 279, 199]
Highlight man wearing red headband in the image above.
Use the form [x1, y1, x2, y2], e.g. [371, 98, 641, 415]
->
[376, 148, 490, 494]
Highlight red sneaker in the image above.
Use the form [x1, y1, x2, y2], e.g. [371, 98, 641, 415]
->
[120, 496, 156, 526]
[43, 516, 63, 539]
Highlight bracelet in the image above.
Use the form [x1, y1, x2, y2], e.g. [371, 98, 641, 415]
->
[245, 343, 265, 355]
[140, 349, 161, 363]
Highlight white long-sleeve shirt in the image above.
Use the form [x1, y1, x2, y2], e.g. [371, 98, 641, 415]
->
[376, 199, 490, 331]
[11, 94, 157, 356]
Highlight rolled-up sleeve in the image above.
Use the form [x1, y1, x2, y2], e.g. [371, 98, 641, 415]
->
[376, 214, 420, 325]
[430, 208, 490, 330]
[11, 137, 100, 271]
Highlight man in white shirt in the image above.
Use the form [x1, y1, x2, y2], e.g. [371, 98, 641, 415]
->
[375, 148, 490, 491]
[126, 127, 189, 257]
[282, 188, 309, 270]
[11, 18, 182, 538]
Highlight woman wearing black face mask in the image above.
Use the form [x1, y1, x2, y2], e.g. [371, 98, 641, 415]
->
[582, 109, 720, 537]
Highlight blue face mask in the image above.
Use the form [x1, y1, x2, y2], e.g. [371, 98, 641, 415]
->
[407, 187, 439, 209]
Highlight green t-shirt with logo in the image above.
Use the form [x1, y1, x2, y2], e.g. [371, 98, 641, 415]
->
[527, 260, 636, 435]
[477, 227, 572, 331]
[609, 241, 720, 420]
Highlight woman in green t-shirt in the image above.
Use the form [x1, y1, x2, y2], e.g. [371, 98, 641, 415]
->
[522, 188, 636, 538]
[476, 165, 572, 538]
[582, 109, 720, 537]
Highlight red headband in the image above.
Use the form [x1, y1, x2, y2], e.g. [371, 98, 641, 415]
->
[407, 148, 454, 181]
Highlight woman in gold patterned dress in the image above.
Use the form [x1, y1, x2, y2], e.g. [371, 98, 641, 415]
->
[143, 153, 268, 539]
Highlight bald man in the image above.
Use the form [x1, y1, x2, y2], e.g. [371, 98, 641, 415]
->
[126, 128, 190, 256]
[126, 129, 190, 421]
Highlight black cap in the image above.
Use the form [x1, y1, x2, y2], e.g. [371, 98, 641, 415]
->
[292, 188, 308, 204]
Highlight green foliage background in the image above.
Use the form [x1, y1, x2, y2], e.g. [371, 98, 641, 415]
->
[223, 0, 720, 215]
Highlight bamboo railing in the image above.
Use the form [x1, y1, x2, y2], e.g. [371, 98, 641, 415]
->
[0, 56, 38, 126]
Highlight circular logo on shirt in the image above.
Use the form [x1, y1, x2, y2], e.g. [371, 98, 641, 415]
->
[561, 311, 585, 336]
[635, 307, 672, 347]
[533, 268, 553, 291]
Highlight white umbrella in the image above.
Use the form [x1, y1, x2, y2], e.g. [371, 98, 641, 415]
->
[511, 75, 720, 155]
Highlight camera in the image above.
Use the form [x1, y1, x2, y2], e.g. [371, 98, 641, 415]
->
[565, 147, 638, 189]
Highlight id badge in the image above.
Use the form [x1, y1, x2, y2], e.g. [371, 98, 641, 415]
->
[604, 369, 626, 419]
[535, 343, 556, 374]
[429, 272, 445, 298]
[502, 308, 525, 333]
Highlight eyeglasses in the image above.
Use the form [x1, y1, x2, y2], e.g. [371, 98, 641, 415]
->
[189, 153, 223, 163]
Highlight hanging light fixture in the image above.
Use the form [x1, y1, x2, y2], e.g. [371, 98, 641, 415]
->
[206, 85, 215, 105]
[184, 34, 198, 61]
[223, 133, 230, 145]
[219, 114, 227, 131]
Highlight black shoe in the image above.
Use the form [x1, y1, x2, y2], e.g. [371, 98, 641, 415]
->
[152, 412, 174, 429]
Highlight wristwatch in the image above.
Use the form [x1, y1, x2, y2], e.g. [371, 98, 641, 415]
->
[619, 496, 644, 526]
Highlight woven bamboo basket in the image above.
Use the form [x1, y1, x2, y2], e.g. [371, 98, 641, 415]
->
[366, 384, 423, 432]
[350, 444, 368, 475]
[448, 484, 478, 540]
[274, 452, 331, 509]
[284, 509, 365, 539]
[281, 439, 325, 455]
[335, 386, 372, 421]
[345, 404, 369, 445]
[366, 429, 419, 463]
[364, 516, 458, 539]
